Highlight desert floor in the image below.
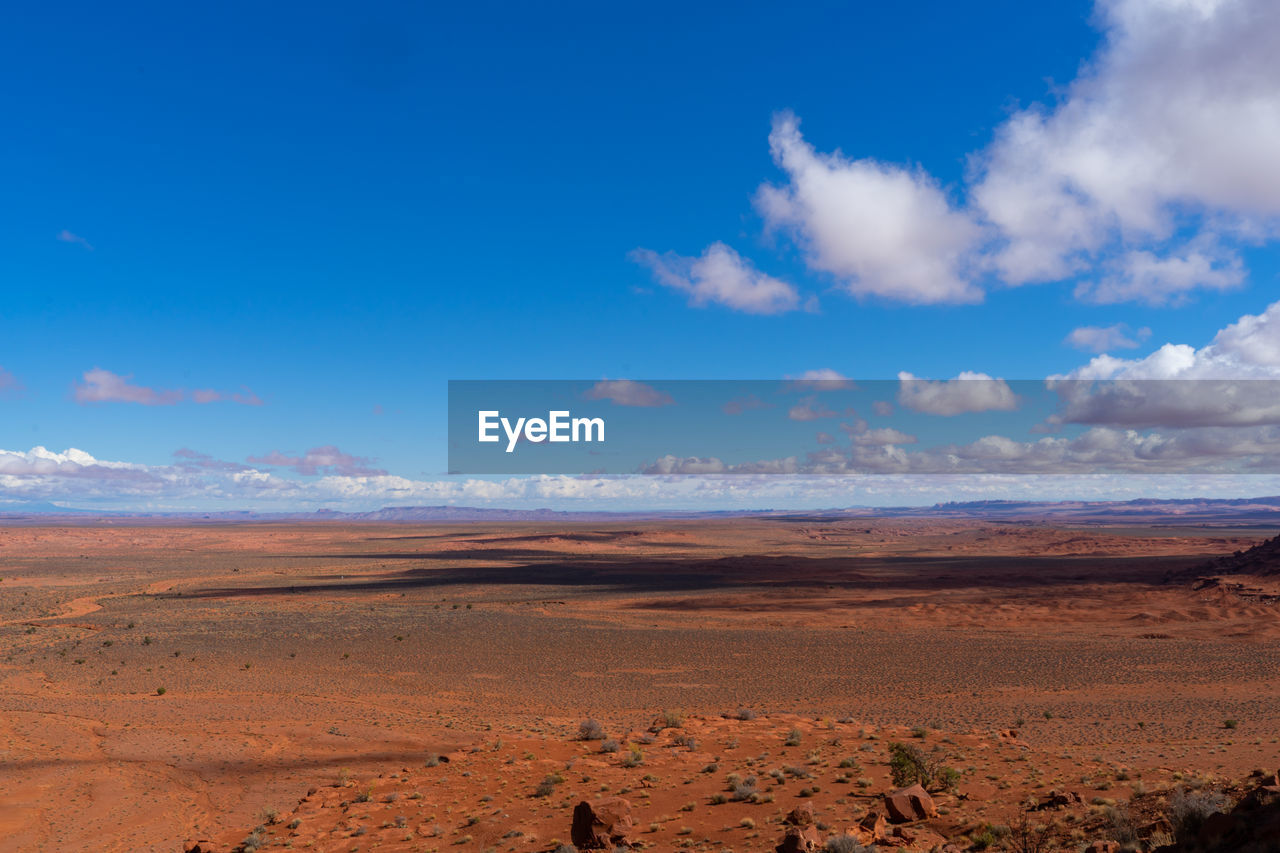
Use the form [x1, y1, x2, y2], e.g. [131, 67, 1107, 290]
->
[0, 519, 1277, 852]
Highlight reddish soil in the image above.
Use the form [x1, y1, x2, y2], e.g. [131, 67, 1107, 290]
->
[0, 519, 1277, 852]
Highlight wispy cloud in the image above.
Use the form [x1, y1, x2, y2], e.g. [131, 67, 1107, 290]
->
[787, 395, 851, 421]
[56, 229, 93, 250]
[246, 445, 386, 477]
[783, 369, 855, 391]
[191, 387, 264, 406]
[73, 368, 182, 406]
[72, 369, 263, 406]
[0, 367, 23, 397]
[1064, 324, 1151, 354]
[583, 379, 674, 407]
[722, 393, 772, 415]
[173, 448, 251, 472]
[630, 242, 801, 315]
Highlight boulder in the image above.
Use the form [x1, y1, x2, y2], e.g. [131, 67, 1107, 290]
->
[571, 797, 633, 849]
[783, 803, 815, 826]
[856, 810, 888, 843]
[1035, 789, 1084, 810]
[884, 783, 938, 823]
[775, 824, 821, 853]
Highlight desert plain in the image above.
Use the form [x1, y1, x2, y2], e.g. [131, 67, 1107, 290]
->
[1, 517, 1278, 852]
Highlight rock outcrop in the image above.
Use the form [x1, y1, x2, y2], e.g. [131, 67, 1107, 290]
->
[571, 797, 633, 849]
[884, 783, 938, 823]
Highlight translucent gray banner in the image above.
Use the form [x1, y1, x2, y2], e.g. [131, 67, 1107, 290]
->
[448, 379, 1280, 475]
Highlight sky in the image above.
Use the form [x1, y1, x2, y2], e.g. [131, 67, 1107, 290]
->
[5, 0, 1280, 511]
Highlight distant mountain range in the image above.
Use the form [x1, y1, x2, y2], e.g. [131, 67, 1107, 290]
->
[3, 497, 1280, 525]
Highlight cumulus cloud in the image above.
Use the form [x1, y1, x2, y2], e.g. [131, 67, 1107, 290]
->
[246, 445, 386, 477]
[645, 0, 1280, 307]
[973, 0, 1280, 295]
[756, 113, 983, 304]
[897, 372, 1019, 415]
[630, 242, 801, 314]
[1065, 323, 1151, 353]
[583, 379, 674, 407]
[1043, 298, 1280, 428]
[1063, 298, 1280, 380]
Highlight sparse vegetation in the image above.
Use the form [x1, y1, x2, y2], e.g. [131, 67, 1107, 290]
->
[577, 718, 606, 740]
[887, 741, 958, 792]
[1168, 786, 1231, 842]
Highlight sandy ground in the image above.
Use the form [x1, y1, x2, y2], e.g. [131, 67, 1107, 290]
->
[0, 519, 1277, 851]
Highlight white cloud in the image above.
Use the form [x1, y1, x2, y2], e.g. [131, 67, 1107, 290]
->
[646, 0, 1280, 308]
[1063, 298, 1280, 379]
[9, 444, 1280, 512]
[583, 379, 675, 407]
[630, 242, 800, 314]
[56, 229, 93, 250]
[74, 368, 182, 406]
[756, 113, 983, 304]
[974, 0, 1280, 295]
[1044, 298, 1280, 428]
[1064, 323, 1151, 353]
[896, 372, 1019, 415]
[784, 368, 855, 390]
[852, 428, 917, 447]
[1074, 246, 1244, 305]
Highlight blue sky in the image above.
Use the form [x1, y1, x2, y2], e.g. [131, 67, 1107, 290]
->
[5, 0, 1280, 510]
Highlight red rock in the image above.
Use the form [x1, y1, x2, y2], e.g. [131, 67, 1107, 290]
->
[1083, 842, 1120, 853]
[775, 824, 821, 852]
[571, 797, 633, 849]
[884, 783, 938, 823]
[857, 810, 888, 842]
[783, 803, 815, 826]
[1036, 788, 1084, 809]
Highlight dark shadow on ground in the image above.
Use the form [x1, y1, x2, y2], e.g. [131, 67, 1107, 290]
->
[161, 552, 1211, 601]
